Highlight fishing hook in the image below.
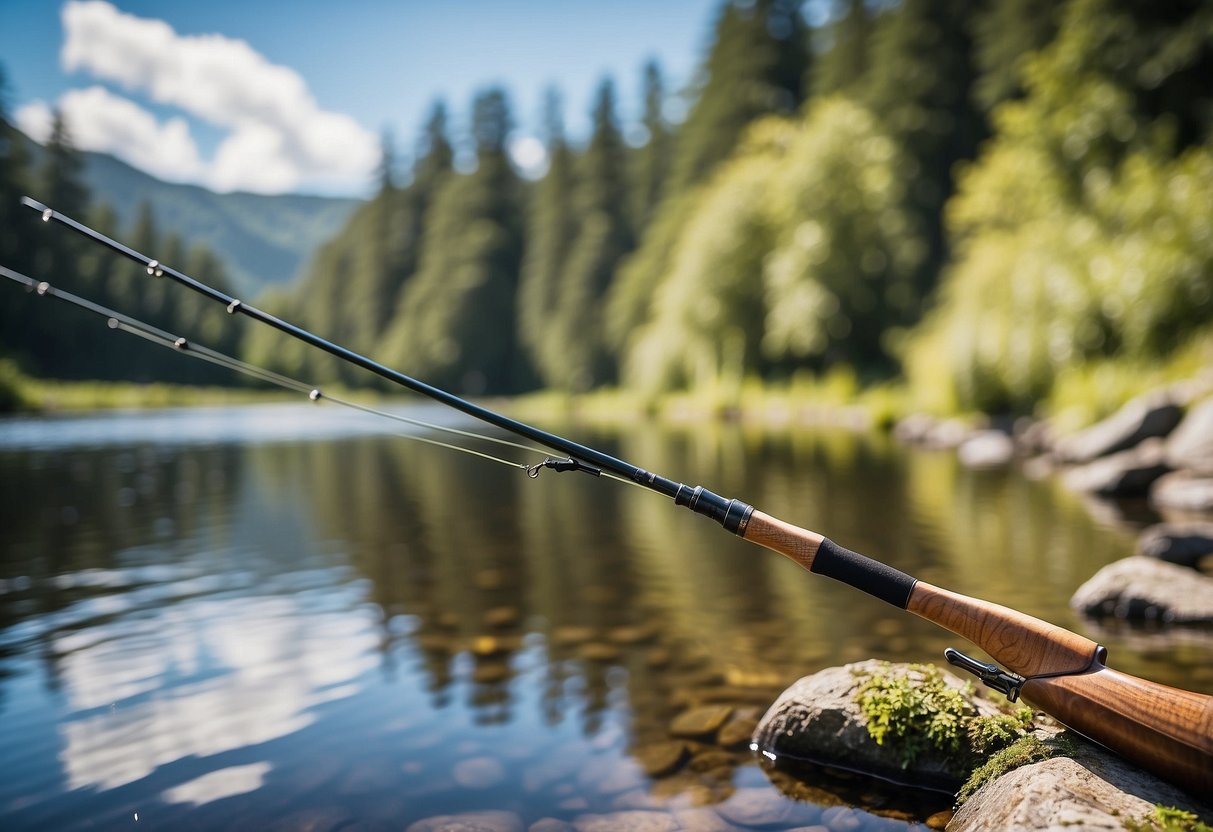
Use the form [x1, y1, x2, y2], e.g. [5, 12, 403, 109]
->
[526, 457, 603, 479]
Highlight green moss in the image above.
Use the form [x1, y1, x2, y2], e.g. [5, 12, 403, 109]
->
[855, 663, 977, 768]
[854, 662, 1073, 803]
[957, 734, 1076, 804]
[1124, 805, 1213, 832]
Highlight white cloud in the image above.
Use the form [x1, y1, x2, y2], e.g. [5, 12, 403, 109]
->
[31, 86, 206, 183]
[15, 100, 54, 143]
[56, 0, 378, 193]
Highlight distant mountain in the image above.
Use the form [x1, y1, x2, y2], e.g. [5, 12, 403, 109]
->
[23, 137, 362, 297]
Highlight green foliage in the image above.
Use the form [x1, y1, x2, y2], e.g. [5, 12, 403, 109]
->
[1123, 806, 1213, 832]
[0, 76, 243, 387]
[762, 98, 924, 370]
[0, 359, 28, 413]
[904, 0, 1213, 415]
[971, 0, 1060, 112]
[622, 98, 924, 394]
[669, 0, 808, 194]
[622, 120, 787, 393]
[956, 734, 1075, 804]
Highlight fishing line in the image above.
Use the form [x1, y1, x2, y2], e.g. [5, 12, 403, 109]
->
[0, 264, 566, 475]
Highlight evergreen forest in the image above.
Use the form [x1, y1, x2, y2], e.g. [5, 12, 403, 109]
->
[3, 0, 1212, 422]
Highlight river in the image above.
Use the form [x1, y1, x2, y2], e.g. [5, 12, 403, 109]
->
[0, 403, 1208, 830]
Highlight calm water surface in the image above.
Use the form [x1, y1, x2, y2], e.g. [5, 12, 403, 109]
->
[1, 403, 1209, 831]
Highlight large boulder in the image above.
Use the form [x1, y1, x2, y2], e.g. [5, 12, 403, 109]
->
[1152, 470, 1213, 514]
[1070, 556, 1213, 623]
[1053, 391, 1183, 464]
[1061, 438, 1171, 497]
[1136, 522, 1213, 570]
[1166, 396, 1213, 475]
[751, 660, 1005, 792]
[950, 751, 1209, 831]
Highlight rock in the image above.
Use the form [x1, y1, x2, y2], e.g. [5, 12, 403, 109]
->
[472, 661, 511, 685]
[687, 749, 737, 774]
[923, 418, 970, 449]
[635, 741, 689, 777]
[552, 626, 596, 645]
[406, 811, 524, 832]
[607, 624, 656, 644]
[1053, 391, 1183, 464]
[957, 431, 1015, 468]
[1061, 438, 1171, 497]
[1013, 418, 1055, 456]
[1152, 470, 1213, 513]
[576, 756, 645, 795]
[949, 753, 1209, 831]
[716, 716, 759, 749]
[715, 787, 822, 828]
[924, 810, 951, 829]
[819, 805, 863, 831]
[752, 661, 1003, 791]
[571, 811, 679, 832]
[578, 642, 622, 663]
[1136, 522, 1213, 569]
[484, 606, 521, 628]
[1070, 556, 1213, 623]
[267, 807, 355, 832]
[452, 756, 506, 789]
[670, 807, 746, 831]
[893, 413, 937, 444]
[528, 820, 574, 832]
[669, 705, 734, 739]
[1166, 396, 1213, 474]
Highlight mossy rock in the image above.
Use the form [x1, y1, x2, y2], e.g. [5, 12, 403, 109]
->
[752, 660, 1041, 792]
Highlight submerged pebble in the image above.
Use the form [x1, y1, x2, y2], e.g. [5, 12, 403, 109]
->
[636, 741, 689, 777]
[528, 820, 574, 832]
[669, 705, 734, 739]
[406, 810, 524, 832]
[716, 716, 759, 749]
[452, 756, 506, 789]
[572, 811, 680, 832]
[716, 787, 822, 828]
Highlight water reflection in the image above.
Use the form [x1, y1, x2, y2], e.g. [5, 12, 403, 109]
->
[0, 407, 1209, 830]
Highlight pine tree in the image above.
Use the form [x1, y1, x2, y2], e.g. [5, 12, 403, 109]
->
[863, 0, 986, 297]
[971, 0, 1059, 112]
[543, 79, 634, 390]
[0, 64, 30, 273]
[0, 63, 35, 377]
[812, 0, 872, 98]
[517, 89, 577, 379]
[669, 0, 809, 194]
[631, 61, 672, 233]
[384, 88, 526, 393]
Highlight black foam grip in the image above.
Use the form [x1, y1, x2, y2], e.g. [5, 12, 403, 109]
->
[810, 537, 917, 608]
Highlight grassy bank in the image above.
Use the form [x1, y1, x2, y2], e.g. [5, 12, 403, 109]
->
[0, 360, 291, 414]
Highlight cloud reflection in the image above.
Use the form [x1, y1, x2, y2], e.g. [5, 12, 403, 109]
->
[54, 576, 378, 791]
[161, 762, 271, 806]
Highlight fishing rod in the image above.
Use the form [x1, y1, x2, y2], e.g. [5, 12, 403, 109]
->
[14, 196, 1213, 796]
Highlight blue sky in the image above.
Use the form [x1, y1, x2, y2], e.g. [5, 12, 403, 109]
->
[0, 0, 729, 196]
